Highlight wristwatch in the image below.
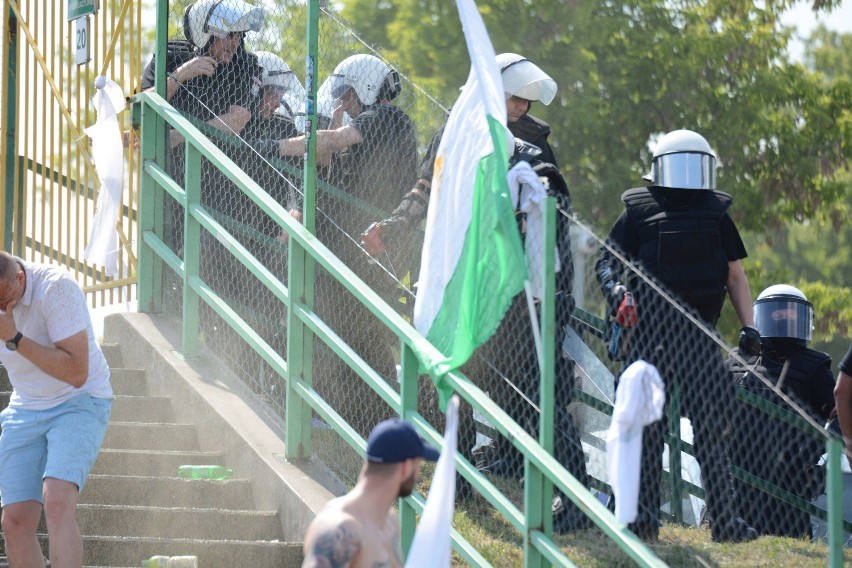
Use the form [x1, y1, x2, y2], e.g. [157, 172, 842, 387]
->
[5, 332, 22, 351]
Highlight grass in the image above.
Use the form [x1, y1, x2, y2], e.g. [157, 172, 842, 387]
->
[411, 461, 851, 567]
[310, 424, 850, 566]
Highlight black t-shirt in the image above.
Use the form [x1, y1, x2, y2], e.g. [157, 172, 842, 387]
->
[140, 40, 259, 124]
[840, 343, 852, 376]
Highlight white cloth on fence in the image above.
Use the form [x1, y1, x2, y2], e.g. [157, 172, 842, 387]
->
[606, 360, 665, 525]
[84, 76, 126, 278]
[405, 395, 460, 568]
[507, 161, 561, 299]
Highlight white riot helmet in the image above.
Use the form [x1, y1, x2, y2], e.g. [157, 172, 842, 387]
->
[647, 129, 717, 190]
[327, 54, 401, 106]
[754, 284, 813, 345]
[183, 0, 264, 49]
[254, 51, 301, 92]
[496, 52, 557, 105]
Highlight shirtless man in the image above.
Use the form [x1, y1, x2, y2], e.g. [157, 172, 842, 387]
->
[302, 418, 439, 567]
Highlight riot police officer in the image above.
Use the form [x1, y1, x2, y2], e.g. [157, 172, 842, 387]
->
[360, 54, 595, 532]
[595, 129, 757, 542]
[729, 285, 837, 538]
[139, 0, 265, 245]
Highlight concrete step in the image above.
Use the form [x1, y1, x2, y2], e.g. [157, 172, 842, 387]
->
[109, 368, 149, 396]
[31, 534, 303, 567]
[111, 395, 175, 423]
[100, 342, 124, 369]
[102, 422, 199, 451]
[81, 475, 254, 509]
[92, 448, 224, 477]
[46, 504, 284, 541]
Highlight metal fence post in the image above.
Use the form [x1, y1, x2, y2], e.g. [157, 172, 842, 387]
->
[2, 7, 17, 251]
[827, 437, 844, 568]
[285, 0, 320, 460]
[181, 143, 201, 357]
[667, 376, 683, 523]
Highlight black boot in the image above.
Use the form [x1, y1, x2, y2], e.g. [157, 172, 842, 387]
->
[627, 522, 659, 542]
[699, 443, 758, 543]
[711, 516, 758, 543]
[551, 494, 593, 534]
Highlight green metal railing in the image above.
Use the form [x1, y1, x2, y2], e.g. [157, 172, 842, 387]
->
[134, 1, 847, 566]
[571, 308, 849, 560]
[135, 5, 666, 567]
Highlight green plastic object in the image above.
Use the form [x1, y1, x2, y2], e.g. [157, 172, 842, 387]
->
[142, 556, 169, 568]
[177, 465, 234, 480]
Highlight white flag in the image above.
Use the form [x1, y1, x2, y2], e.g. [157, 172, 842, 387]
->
[84, 76, 126, 278]
[405, 395, 460, 567]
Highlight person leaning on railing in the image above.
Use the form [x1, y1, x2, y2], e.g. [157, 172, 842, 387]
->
[138, 0, 265, 251]
[250, 54, 418, 438]
[140, 0, 264, 149]
[834, 343, 852, 459]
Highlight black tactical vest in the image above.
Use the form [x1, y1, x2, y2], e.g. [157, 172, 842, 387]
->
[732, 347, 832, 498]
[622, 186, 732, 324]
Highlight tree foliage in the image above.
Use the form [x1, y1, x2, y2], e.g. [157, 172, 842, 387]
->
[337, 0, 851, 233]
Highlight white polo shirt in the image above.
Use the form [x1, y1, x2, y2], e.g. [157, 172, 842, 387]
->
[0, 259, 112, 410]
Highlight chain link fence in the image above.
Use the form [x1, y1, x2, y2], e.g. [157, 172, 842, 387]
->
[143, 0, 847, 561]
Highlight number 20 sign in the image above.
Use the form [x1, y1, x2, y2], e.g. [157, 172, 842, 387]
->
[75, 16, 90, 66]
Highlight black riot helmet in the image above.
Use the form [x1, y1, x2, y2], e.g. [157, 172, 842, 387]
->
[754, 284, 813, 349]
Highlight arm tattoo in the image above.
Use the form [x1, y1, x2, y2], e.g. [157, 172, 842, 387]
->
[310, 524, 362, 568]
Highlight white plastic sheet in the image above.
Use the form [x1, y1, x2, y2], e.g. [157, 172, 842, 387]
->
[84, 76, 126, 277]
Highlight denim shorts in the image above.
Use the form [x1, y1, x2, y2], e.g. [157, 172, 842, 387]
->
[0, 394, 112, 506]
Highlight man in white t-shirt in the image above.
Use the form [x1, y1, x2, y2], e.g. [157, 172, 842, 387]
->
[0, 251, 112, 568]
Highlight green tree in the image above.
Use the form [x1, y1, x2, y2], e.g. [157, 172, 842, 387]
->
[336, 0, 851, 233]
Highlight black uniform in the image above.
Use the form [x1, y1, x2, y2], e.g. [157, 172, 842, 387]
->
[841, 344, 852, 376]
[597, 185, 751, 540]
[312, 102, 417, 438]
[413, 114, 592, 525]
[139, 39, 260, 253]
[141, 40, 271, 347]
[729, 344, 836, 537]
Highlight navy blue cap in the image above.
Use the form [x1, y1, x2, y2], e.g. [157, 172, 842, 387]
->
[366, 419, 440, 463]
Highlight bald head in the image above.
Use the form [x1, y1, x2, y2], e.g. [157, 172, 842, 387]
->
[0, 252, 19, 283]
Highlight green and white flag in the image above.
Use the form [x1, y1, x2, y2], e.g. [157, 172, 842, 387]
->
[414, 0, 526, 403]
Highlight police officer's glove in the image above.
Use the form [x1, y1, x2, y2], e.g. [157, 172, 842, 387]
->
[738, 326, 761, 357]
[247, 138, 280, 158]
[615, 290, 638, 328]
[360, 215, 409, 256]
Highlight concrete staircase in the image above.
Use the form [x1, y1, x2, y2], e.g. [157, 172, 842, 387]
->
[0, 313, 340, 567]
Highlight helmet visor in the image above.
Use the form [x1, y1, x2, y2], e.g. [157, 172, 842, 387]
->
[207, 3, 264, 38]
[653, 152, 716, 190]
[501, 59, 557, 105]
[754, 297, 813, 342]
[264, 69, 299, 91]
[327, 74, 353, 99]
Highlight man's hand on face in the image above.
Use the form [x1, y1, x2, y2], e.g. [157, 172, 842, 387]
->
[0, 299, 18, 340]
